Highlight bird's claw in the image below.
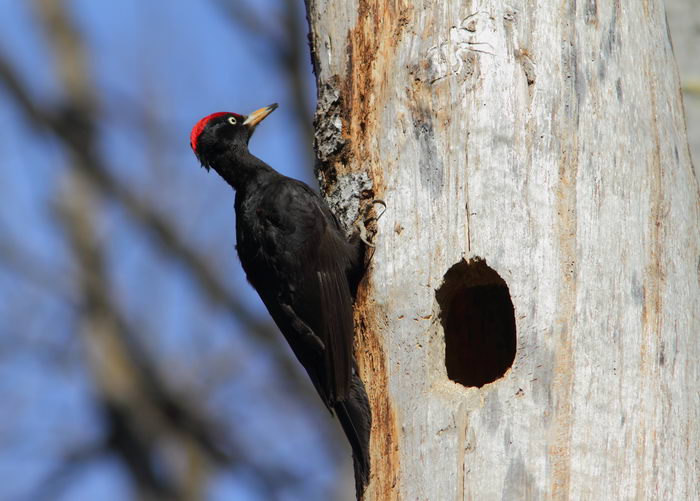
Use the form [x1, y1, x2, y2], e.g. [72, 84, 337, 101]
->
[353, 199, 386, 248]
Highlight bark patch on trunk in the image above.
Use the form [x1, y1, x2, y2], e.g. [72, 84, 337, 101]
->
[355, 286, 400, 500]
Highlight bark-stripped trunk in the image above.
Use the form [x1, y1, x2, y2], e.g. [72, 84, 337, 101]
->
[307, 1, 700, 499]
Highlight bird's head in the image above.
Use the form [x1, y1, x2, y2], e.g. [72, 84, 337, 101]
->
[190, 103, 278, 170]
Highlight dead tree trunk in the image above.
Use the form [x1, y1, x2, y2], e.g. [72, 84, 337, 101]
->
[307, 1, 700, 499]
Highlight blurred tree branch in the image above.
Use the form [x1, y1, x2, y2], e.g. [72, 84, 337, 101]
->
[59, 173, 210, 500]
[0, 235, 76, 303]
[216, 0, 314, 162]
[29, 1, 227, 498]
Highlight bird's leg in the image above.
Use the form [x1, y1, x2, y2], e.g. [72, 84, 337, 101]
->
[352, 199, 386, 248]
[279, 303, 326, 353]
[347, 200, 386, 299]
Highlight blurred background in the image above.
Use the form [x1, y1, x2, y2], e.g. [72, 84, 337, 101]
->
[0, 1, 697, 500]
[0, 0, 344, 500]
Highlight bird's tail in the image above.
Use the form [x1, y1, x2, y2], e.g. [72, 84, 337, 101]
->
[334, 369, 371, 499]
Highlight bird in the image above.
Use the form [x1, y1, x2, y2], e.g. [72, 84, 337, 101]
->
[190, 104, 371, 496]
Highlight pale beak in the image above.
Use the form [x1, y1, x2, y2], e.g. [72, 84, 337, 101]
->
[243, 103, 278, 128]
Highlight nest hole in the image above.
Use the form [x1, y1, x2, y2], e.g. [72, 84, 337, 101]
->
[436, 259, 516, 388]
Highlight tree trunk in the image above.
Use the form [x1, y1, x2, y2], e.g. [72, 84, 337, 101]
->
[306, 1, 699, 500]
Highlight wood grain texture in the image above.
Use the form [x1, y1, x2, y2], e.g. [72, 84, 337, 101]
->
[306, 1, 700, 499]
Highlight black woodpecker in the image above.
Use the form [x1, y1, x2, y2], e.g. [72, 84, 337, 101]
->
[190, 104, 371, 495]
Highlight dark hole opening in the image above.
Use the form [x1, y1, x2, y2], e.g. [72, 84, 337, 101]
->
[436, 259, 516, 388]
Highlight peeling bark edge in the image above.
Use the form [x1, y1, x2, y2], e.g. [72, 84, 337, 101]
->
[306, 2, 401, 499]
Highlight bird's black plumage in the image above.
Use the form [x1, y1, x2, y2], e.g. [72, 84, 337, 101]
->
[190, 105, 371, 495]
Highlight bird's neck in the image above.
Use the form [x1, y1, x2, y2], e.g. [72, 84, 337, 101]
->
[212, 148, 278, 192]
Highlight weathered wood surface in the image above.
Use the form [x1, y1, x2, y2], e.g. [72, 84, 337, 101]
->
[306, 1, 700, 499]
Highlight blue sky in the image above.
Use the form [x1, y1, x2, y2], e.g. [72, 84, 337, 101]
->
[0, 1, 346, 499]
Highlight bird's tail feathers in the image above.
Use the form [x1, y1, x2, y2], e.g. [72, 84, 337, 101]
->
[334, 370, 371, 499]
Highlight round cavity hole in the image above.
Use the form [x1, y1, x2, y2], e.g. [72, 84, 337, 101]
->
[436, 258, 516, 388]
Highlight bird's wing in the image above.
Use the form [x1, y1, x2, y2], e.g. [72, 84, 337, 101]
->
[256, 179, 354, 406]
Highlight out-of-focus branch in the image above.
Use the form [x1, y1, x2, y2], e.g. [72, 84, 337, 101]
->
[25, 443, 105, 501]
[281, 0, 314, 148]
[33, 0, 94, 106]
[0, 235, 76, 303]
[216, 0, 314, 159]
[58, 171, 226, 500]
[30, 2, 219, 498]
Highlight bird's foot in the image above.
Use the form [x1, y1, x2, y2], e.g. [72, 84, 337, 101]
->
[353, 199, 386, 248]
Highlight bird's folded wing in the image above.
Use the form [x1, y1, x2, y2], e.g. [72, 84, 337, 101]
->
[314, 237, 353, 402]
[264, 181, 354, 404]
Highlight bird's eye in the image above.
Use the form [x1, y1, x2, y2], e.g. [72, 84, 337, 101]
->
[228, 116, 237, 125]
